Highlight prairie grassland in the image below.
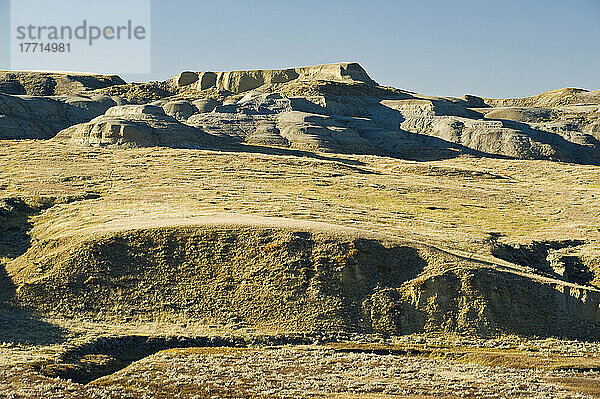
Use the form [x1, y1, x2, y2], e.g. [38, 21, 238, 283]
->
[1, 140, 598, 256]
[2, 140, 600, 397]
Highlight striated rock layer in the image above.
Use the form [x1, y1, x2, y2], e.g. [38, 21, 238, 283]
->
[169, 62, 377, 92]
[0, 93, 123, 139]
[1, 63, 599, 163]
[54, 105, 219, 148]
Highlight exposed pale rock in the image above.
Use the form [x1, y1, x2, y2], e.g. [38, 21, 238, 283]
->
[197, 72, 217, 90]
[0, 71, 125, 96]
[103, 104, 165, 117]
[583, 122, 600, 136]
[168, 62, 377, 94]
[54, 104, 219, 148]
[222, 98, 238, 106]
[192, 98, 220, 113]
[0, 93, 119, 139]
[246, 121, 289, 147]
[171, 71, 199, 87]
[277, 111, 375, 153]
[478, 107, 558, 123]
[401, 116, 565, 160]
[162, 100, 197, 121]
[216, 68, 299, 93]
[148, 99, 170, 107]
[380, 98, 474, 118]
[294, 62, 376, 85]
[235, 91, 292, 114]
[187, 112, 265, 141]
[1, 63, 598, 163]
[483, 88, 600, 108]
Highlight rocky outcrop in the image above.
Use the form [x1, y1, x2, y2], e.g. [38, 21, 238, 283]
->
[187, 112, 264, 141]
[183, 84, 600, 161]
[0, 93, 121, 139]
[246, 121, 289, 147]
[385, 98, 600, 163]
[276, 111, 375, 153]
[1, 64, 598, 163]
[0, 71, 125, 96]
[192, 98, 220, 113]
[162, 100, 197, 121]
[372, 267, 600, 339]
[481, 88, 600, 108]
[197, 72, 218, 90]
[399, 116, 566, 160]
[53, 105, 219, 148]
[187, 92, 379, 153]
[294, 63, 377, 85]
[476, 107, 559, 123]
[379, 98, 476, 118]
[171, 71, 199, 87]
[165, 65, 595, 162]
[168, 62, 377, 93]
[215, 68, 299, 93]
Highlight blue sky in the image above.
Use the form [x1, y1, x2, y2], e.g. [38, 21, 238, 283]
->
[1, 0, 598, 98]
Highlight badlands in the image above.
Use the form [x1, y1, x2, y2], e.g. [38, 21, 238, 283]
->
[1, 63, 600, 397]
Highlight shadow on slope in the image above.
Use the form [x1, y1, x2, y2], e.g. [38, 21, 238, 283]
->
[223, 142, 371, 168]
[0, 197, 38, 259]
[226, 133, 476, 163]
[377, 267, 600, 341]
[7, 218, 600, 341]
[490, 238, 593, 286]
[0, 196, 72, 345]
[11, 227, 428, 334]
[488, 118, 600, 165]
[33, 334, 317, 384]
[220, 98, 511, 163]
[0, 265, 66, 345]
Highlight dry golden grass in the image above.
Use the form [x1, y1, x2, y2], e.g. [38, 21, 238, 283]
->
[1, 140, 600, 397]
[1, 140, 598, 258]
[87, 345, 600, 398]
[548, 377, 600, 398]
[327, 342, 600, 371]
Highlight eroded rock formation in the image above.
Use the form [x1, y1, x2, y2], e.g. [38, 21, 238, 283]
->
[1, 62, 599, 161]
[54, 104, 219, 148]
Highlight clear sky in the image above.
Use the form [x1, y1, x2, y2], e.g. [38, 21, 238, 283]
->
[0, 0, 598, 98]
